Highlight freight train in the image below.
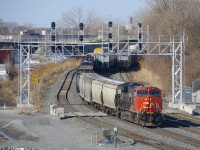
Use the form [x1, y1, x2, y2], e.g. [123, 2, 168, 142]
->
[76, 72, 164, 126]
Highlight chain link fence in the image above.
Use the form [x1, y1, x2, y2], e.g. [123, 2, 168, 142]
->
[182, 86, 192, 104]
[192, 78, 200, 103]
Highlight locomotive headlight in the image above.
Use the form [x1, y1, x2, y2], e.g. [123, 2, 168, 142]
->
[149, 97, 152, 101]
[144, 98, 148, 101]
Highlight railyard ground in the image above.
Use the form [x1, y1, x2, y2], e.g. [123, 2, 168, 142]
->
[0, 70, 154, 150]
[0, 109, 154, 150]
[0, 70, 200, 150]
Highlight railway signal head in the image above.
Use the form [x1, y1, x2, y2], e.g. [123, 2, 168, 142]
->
[51, 35, 56, 41]
[108, 21, 113, 27]
[138, 23, 142, 27]
[51, 22, 56, 29]
[108, 33, 112, 39]
[79, 23, 84, 30]
[79, 35, 84, 41]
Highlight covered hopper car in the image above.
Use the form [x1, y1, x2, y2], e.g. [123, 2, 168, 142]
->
[76, 72, 164, 126]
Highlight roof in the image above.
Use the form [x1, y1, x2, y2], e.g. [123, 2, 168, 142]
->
[82, 72, 124, 85]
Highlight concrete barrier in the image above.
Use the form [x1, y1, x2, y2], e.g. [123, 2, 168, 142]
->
[49, 104, 64, 116]
[50, 104, 56, 115]
[17, 104, 33, 108]
[179, 103, 196, 115]
[168, 102, 180, 109]
[55, 108, 64, 116]
[168, 102, 196, 115]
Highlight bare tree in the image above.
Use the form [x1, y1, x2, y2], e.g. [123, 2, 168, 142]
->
[0, 19, 28, 35]
[144, 0, 200, 35]
[61, 6, 102, 35]
[135, 0, 200, 96]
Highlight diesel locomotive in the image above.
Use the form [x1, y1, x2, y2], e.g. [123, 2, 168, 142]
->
[76, 72, 164, 126]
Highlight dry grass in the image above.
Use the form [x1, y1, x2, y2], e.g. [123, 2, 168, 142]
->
[30, 59, 81, 109]
[0, 77, 18, 106]
[131, 59, 163, 88]
[32, 59, 80, 86]
[0, 59, 81, 108]
[130, 57, 172, 101]
[0, 57, 18, 106]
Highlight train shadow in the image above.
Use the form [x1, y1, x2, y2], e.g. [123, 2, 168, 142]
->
[157, 114, 200, 129]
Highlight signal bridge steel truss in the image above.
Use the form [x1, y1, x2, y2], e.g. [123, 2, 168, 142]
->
[110, 39, 183, 103]
[19, 45, 31, 104]
[19, 35, 184, 105]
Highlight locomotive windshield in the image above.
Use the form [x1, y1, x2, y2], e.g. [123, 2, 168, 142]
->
[150, 90, 161, 97]
[137, 90, 148, 97]
[81, 61, 92, 66]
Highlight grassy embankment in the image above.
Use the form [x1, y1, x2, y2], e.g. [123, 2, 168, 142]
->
[31, 59, 80, 109]
[130, 57, 171, 101]
[0, 59, 80, 108]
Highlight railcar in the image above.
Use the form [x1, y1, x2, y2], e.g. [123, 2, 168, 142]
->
[77, 54, 94, 73]
[117, 52, 131, 68]
[76, 72, 164, 126]
[93, 48, 117, 70]
[94, 53, 117, 70]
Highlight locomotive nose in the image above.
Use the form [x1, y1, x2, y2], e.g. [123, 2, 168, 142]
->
[143, 96, 156, 113]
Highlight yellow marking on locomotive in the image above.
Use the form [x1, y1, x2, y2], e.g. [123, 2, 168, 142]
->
[93, 48, 104, 54]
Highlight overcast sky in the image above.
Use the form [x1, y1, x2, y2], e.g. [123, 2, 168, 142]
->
[0, 0, 146, 27]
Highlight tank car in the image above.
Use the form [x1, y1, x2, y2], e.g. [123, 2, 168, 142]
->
[76, 72, 164, 126]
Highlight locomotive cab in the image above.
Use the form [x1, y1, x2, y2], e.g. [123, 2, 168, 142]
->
[134, 87, 164, 126]
[117, 83, 164, 126]
[135, 87, 162, 113]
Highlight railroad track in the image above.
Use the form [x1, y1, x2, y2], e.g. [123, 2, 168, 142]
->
[109, 112, 200, 149]
[119, 73, 128, 82]
[163, 116, 200, 134]
[87, 116, 186, 150]
[57, 68, 78, 111]
[170, 113, 200, 125]
[119, 73, 125, 82]
[116, 71, 200, 149]
[79, 92, 194, 149]
[118, 115, 200, 149]
[119, 72, 132, 82]
[56, 69, 192, 150]
[125, 72, 132, 82]
[154, 124, 200, 148]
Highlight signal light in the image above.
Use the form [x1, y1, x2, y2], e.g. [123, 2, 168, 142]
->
[79, 23, 84, 30]
[79, 35, 84, 41]
[139, 43, 142, 50]
[51, 35, 55, 41]
[109, 43, 112, 50]
[108, 21, 113, 27]
[138, 23, 142, 27]
[51, 46, 55, 53]
[51, 22, 56, 29]
[108, 33, 112, 39]
[139, 33, 142, 39]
